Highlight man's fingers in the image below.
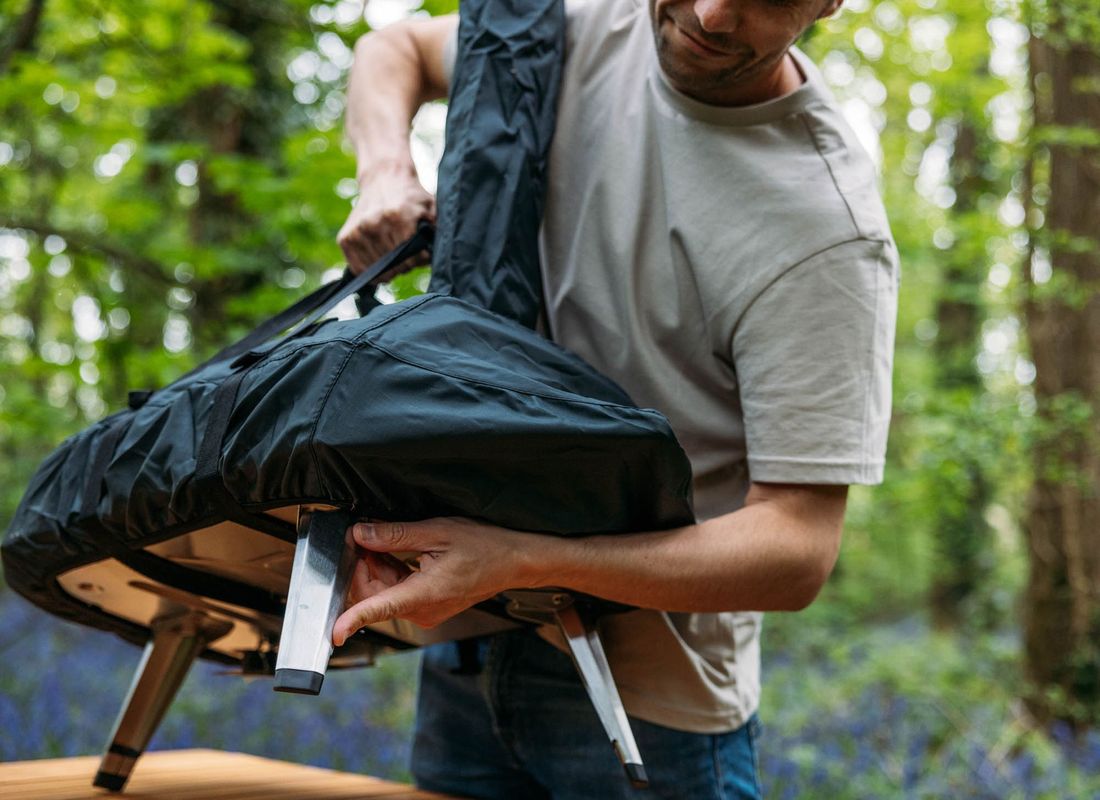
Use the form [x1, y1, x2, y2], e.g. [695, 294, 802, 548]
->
[336, 191, 435, 276]
[347, 557, 374, 602]
[332, 573, 432, 646]
[366, 551, 412, 584]
[343, 236, 375, 275]
[349, 520, 434, 553]
[342, 230, 387, 275]
[345, 550, 412, 608]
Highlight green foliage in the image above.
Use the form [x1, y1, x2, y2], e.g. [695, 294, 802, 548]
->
[1026, 0, 1100, 47]
[803, 0, 1032, 629]
[1028, 391, 1098, 489]
[2, 0, 1099, 788]
[0, 0, 375, 538]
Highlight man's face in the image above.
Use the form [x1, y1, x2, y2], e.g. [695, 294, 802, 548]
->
[649, 0, 842, 104]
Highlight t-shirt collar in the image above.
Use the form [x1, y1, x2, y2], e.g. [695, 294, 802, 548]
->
[649, 46, 832, 126]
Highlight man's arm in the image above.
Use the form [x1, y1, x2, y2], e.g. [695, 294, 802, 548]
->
[331, 482, 846, 645]
[337, 16, 458, 272]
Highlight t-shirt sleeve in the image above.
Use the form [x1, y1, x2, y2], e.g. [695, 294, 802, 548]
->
[731, 237, 898, 485]
[441, 25, 457, 86]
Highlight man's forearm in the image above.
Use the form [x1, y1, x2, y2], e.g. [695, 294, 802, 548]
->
[332, 484, 846, 642]
[348, 32, 428, 181]
[346, 20, 452, 184]
[338, 17, 454, 271]
[517, 484, 846, 613]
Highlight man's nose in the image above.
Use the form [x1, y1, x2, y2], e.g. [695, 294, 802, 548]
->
[692, 0, 739, 33]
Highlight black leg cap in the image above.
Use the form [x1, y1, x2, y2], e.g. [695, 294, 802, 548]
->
[93, 770, 128, 792]
[273, 668, 324, 694]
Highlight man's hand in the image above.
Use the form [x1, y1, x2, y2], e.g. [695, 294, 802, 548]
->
[336, 162, 435, 276]
[331, 482, 847, 646]
[332, 518, 539, 646]
[336, 16, 455, 277]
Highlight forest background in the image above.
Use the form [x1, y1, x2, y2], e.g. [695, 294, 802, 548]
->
[1, 0, 1099, 797]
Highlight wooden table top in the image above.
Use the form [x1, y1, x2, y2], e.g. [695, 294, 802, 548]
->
[0, 749, 457, 800]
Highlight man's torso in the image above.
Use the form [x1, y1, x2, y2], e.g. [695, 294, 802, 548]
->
[536, 0, 897, 732]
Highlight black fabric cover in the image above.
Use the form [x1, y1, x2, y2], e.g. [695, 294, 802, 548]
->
[1, 0, 694, 648]
[429, 0, 563, 327]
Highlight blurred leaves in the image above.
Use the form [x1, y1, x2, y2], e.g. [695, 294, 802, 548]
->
[1, 0, 1099, 792]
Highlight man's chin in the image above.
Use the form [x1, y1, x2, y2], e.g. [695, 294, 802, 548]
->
[656, 35, 758, 89]
[657, 52, 751, 98]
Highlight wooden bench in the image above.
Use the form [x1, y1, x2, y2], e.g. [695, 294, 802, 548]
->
[0, 749, 457, 799]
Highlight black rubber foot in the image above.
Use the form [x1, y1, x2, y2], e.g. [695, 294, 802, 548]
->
[625, 762, 649, 789]
[273, 668, 324, 694]
[93, 770, 128, 792]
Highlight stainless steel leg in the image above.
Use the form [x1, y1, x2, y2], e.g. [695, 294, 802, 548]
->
[503, 591, 649, 788]
[555, 604, 648, 788]
[94, 612, 231, 792]
[273, 508, 357, 694]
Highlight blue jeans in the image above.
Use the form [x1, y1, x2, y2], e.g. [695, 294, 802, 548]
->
[411, 629, 762, 799]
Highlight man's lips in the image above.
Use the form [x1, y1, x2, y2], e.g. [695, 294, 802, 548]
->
[669, 21, 736, 58]
[660, 17, 748, 61]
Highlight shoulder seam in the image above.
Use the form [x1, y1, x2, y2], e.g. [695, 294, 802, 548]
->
[723, 236, 890, 351]
[798, 110, 861, 237]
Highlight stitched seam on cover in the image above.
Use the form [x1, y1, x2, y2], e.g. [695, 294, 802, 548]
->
[128, 297, 441, 414]
[128, 333, 373, 412]
[350, 293, 437, 342]
[361, 340, 671, 419]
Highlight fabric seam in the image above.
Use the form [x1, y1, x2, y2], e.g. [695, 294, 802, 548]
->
[748, 454, 885, 466]
[747, 718, 763, 797]
[799, 110, 861, 235]
[724, 236, 887, 346]
[712, 733, 725, 797]
[360, 339, 670, 419]
[861, 246, 883, 479]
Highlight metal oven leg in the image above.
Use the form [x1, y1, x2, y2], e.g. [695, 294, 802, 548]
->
[94, 612, 231, 792]
[273, 508, 357, 695]
[504, 591, 648, 788]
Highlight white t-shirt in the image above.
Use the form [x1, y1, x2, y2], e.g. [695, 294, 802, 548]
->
[446, 0, 898, 732]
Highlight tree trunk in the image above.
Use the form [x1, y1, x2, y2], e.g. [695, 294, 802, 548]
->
[928, 120, 994, 629]
[1022, 14, 1100, 728]
[0, 0, 47, 74]
[138, 0, 295, 361]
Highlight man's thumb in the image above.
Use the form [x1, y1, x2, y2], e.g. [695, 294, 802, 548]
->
[331, 575, 426, 646]
[351, 520, 418, 552]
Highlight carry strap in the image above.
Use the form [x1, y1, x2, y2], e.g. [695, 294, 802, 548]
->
[193, 370, 249, 488]
[232, 222, 435, 366]
[78, 227, 433, 537]
[177, 222, 434, 383]
[191, 222, 435, 514]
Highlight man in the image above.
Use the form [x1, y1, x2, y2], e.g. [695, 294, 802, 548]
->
[333, 0, 898, 797]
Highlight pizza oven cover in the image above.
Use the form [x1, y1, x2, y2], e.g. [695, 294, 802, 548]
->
[1, 0, 694, 647]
